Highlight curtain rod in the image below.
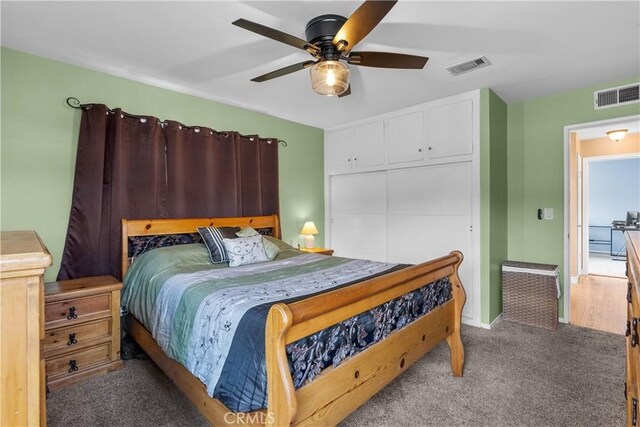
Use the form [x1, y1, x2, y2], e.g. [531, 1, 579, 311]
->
[65, 97, 288, 147]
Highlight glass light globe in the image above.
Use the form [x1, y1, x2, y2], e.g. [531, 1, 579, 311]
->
[310, 61, 350, 96]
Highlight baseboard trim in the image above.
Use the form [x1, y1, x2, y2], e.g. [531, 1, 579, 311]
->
[480, 313, 503, 330]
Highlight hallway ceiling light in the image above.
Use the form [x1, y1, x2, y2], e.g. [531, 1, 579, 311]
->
[606, 128, 628, 142]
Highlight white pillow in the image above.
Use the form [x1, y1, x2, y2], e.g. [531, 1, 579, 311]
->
[223, 235, 269, 267]
[236, 226, 260, 237]
[236, 227, 281, 260]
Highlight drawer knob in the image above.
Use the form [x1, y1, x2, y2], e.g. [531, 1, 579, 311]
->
[627, 321, 631, 337]
[67, 306, 78, 320]
[632, 318, 639, 348]
[628, 283, 633, 304]
[68, 359, 79, 373]
[67, 333, 78, 346]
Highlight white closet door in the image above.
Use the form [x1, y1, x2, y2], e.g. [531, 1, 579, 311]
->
[387, 110, 425, 164]
[325, 128, 353, 173]
[426, 100, 473, 159]
[354, 120, 385, 168]
[387, 162, 475, 321]
[330, 172, 387, 262]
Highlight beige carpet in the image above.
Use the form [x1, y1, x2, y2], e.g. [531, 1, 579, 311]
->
[46, 320, 625, 426]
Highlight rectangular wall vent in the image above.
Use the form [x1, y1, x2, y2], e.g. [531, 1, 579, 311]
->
[447, 56, 491, 76]
[594, 83, 639, 109]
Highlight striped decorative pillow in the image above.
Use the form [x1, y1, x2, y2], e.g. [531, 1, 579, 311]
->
[197, 226, 229, 263]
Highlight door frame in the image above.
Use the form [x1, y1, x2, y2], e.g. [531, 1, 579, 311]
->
[563, 114, 640, 323]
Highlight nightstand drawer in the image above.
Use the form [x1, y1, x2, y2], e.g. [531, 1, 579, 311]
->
[44, 318, 112, 355]
[45, 293, 111, 326]
[45, 342, 112, 378]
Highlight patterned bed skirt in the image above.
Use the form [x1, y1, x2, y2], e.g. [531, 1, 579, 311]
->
[286, 277, 452, 387]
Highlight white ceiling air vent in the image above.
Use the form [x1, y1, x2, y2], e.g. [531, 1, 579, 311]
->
[594, 83, 639, 109]
[446, 56, 491, 76]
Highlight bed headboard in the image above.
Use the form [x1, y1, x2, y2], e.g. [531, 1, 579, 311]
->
[121, 215, 281, 277]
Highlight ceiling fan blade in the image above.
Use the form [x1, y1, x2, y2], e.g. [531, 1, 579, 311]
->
[338, 85, 352, 98]
[332, 0, 397, 52]
[348, 51, 428, 69]
[251, 61, 315, 82]
[233, 19, 319, 54]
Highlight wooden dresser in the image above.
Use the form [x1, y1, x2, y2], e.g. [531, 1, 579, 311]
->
[0, 231, 52, 427]
[626, 230, 640, 427]
[44, 275, 123, 389]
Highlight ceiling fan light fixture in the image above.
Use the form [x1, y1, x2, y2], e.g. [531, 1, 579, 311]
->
[606, 128, 628, 142]
[310, 61, 350, 96]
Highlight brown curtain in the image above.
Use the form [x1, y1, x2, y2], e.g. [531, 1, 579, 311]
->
[237, 135, 279, 216]
[57, 106, 166, 280]
[58, 107, 280, 281]
[164, 122, 241, 218]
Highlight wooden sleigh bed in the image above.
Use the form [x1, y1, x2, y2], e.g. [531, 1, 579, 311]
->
[121, 214, 466, 426]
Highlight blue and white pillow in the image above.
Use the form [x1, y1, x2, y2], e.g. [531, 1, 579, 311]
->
[223, 235, 270, 267]
[236, 226, 281, 260]
[197, 226, 229, 263]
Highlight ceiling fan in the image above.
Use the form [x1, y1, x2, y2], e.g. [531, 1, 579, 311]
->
[232, 0, 428, 97]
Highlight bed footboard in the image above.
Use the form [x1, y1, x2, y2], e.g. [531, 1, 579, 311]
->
[265, 251, 466, 427]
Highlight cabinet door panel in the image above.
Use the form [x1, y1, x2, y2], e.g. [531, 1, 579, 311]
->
[330, 172, 387, 261]
[325, 128, 353, 173]
[331, 172, 387, 214]
[332, 214, 387, 262]
[387, 162, 474, 321]
[388, 163, 472, 216]
[388, 215, 473, 321]
[387, 111, 424, 164]
[354, 121, 384, 168]
[427, 100, 473, 159]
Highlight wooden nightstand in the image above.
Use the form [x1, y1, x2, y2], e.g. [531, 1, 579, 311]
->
[44, 275, 123, 389]
[300, 247, 334, 256]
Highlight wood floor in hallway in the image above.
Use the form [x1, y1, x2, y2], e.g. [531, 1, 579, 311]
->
[570, 274, 627, 335]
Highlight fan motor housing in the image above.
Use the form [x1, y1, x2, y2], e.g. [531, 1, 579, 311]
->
[305, 14, 347, 43]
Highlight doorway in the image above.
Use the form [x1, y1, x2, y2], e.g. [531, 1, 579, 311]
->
[564, 115, 640, 334]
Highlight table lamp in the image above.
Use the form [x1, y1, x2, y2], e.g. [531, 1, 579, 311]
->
[300, 221, 319, 249]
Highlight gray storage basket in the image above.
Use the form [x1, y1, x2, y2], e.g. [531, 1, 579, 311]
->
[502, 261, 560, 330]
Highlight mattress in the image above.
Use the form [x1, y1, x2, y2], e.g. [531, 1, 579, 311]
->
[121, 238, 451, 412]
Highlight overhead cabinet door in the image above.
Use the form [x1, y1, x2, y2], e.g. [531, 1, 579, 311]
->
[353, 120, 385, 168]
[426, 100, 473, 159]
[387, 110, 425, 164]
[325, 128, 353, 173]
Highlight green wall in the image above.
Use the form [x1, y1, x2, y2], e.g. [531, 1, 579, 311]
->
[0, 47, 325, 282]
[480, 88, 509, 324]
[507, 76, 640, 319]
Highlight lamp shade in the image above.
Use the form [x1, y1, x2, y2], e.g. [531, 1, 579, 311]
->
[300, 221, 319, 235]
[310, 61, 350, 96]
[606, 129, 628, 142]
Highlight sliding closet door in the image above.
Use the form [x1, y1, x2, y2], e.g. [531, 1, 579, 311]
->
[387, 162, 475, 321]
[330, 172, 387, 262]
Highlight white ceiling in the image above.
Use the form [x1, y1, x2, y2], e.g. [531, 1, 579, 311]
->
[2, 1, 639, 129]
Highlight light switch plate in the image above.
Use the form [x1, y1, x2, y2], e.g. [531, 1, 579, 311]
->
[544, 208, 553, 220]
